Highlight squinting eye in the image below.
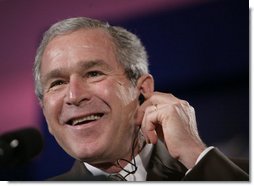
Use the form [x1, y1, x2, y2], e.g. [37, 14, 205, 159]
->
[87, 71, 103, 78]
[49, 80, 65, 88]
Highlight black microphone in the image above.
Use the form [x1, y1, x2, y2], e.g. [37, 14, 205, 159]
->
[0, 127, 43, 167]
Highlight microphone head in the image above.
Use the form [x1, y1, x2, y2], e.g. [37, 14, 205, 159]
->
[0, 127, 43, 167]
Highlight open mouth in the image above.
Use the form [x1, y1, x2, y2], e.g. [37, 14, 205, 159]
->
[66, 113, 104, 126]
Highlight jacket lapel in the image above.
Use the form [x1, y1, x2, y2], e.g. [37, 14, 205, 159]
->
[146, 140, 187, 181]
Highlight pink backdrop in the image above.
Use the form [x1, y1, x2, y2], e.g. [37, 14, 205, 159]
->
[0, 0, 207, 133]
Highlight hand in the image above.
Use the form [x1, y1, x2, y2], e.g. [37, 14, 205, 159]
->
[136, 92, 206, 169]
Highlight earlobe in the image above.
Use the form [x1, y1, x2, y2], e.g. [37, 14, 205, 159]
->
[137, 74, 154, 98]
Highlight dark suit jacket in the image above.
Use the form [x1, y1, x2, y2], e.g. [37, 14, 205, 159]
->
[48, 140, 249, 181]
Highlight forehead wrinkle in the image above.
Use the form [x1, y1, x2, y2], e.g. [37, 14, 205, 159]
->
[78, 59, 113, 72]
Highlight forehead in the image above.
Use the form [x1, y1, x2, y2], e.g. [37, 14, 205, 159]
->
[43, 28, 116, 59]
[40, 28, 122, 75]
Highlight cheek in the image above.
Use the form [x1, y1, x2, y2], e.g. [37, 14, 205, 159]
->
[91, 80, 115, 102]
[42, 94, 63, 127]
[95, 79, 137, 105]
[117, 85, 137, 106]
[96, 80, 138, 125]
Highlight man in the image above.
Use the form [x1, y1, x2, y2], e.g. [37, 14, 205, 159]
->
[34, 17, 248, 181]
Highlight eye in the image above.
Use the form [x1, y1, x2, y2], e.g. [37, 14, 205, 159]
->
[49, 80, 66, 88]
[86, 71, 104, 78]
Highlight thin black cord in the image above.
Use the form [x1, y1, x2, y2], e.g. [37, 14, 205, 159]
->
[116, 126, 141, 178]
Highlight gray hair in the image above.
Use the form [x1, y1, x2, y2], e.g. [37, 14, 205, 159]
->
[34, 17, 149, 100]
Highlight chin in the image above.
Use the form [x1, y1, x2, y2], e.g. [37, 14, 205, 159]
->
[66, 142, 104, 162]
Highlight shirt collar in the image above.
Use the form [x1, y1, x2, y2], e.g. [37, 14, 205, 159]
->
[84, 144, 153, 181]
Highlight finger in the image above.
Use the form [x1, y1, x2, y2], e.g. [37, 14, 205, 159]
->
[180, 100, 190, 107]
[135, 97, 154, 125]
[141, 105, 162, 144]
[136, 92, 186, 125]
[140, 104, 155, 137]
[136, 92, 167, 125]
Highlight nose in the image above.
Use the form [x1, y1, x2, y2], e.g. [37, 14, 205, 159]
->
[65, 76, 91, 106]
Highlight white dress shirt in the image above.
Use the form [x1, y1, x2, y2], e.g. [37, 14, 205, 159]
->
[85, 145, 214, 181]
[85, 144, 153, 181]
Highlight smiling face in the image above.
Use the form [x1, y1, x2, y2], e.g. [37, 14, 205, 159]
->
[40, 28, 140, 165]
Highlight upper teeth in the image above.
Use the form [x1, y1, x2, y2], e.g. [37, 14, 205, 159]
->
[72, 114, 101, 126]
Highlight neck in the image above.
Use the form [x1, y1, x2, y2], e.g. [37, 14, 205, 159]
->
[91, 132, 145, 174]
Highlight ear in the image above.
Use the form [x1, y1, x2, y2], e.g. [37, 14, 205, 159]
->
[136, 74, 154, 99]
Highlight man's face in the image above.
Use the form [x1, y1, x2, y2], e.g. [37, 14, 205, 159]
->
[40, 29, 139, 164]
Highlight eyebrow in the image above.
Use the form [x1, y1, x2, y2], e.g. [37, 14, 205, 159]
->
[79, 59, 112, 71]
[41, 59, 112, 85]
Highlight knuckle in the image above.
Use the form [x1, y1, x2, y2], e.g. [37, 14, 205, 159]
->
[144, 105, 154, 114]
[190, 106, 195, 113]
[180, 100, 189, 106]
